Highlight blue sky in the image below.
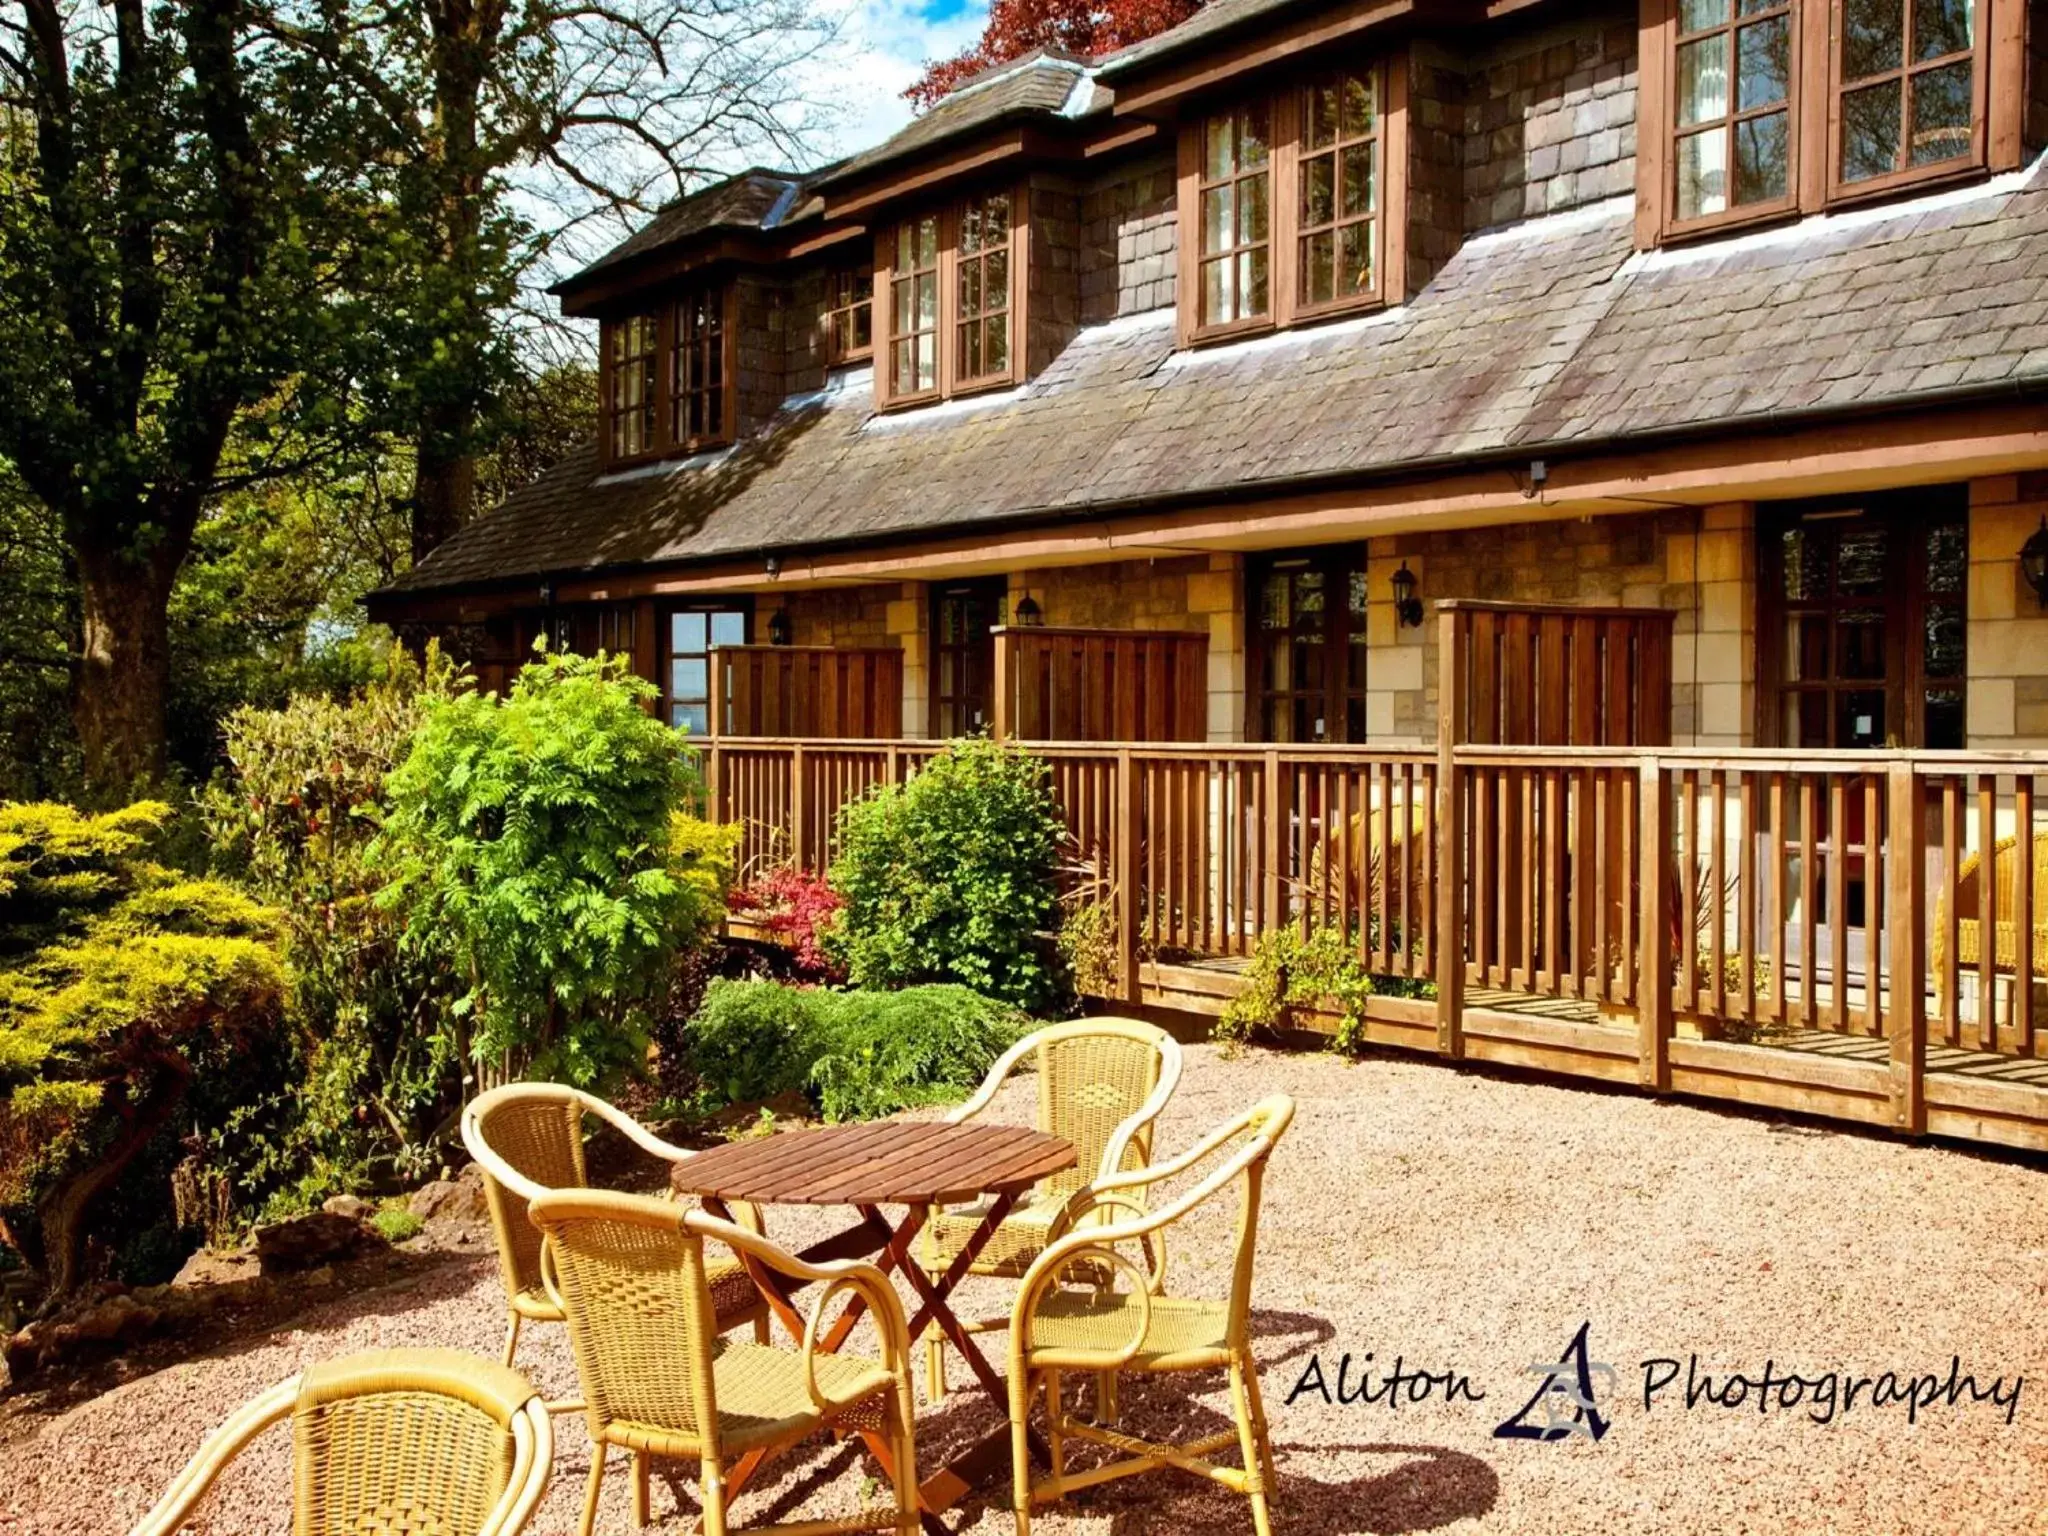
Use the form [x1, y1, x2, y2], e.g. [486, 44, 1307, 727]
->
[823, 0, 993, 157]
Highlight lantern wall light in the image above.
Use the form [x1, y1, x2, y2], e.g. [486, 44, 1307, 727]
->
[1391, 563, 1424, 629]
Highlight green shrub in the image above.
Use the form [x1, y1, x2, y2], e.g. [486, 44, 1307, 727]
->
[826, 739, 1062, 1011]
[678, 979, 1026, 1122]
[0, 801, 285, 1295]
[371, 1203, 424, 1244]
[373, 646, 707, 1089]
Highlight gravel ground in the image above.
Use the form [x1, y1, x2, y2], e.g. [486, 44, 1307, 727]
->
[4, 1044, 2046, 1535]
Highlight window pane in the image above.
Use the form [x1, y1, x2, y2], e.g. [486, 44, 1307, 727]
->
[1240, 246, 1270, 316]
[1836, 528, 1888, 593]
[851, 305, 871, 350]
[676, 703, 708, 738]
[1838, 690, 1887, 747]
[1782, 529, 1828, 600]
[915, 272, 937, 328]
[1736, 111, 1790, 203]
[1238, 172, 1269, 243]
[1923, 605, 1964, 678]
[1204, 114, 1234, 178]
[1841, 80, 1903, 181]
[1338, 220, 1373, 296]
[1842, 0, 1904, 80]
[1679, 0, 1727, 30]
[917, 333, 935, 390]
[892, 339, 914, 395]
[1676, 127, 1729, 219]
[1340, 73, 1376, 137]
[962, 321, 982, 378]
[1836, 610, 1886, 678]
[1925, 523, 1966, 592]
[985, 318, 1008, 375]
[1787, 615, 1828, 681]
[1302, 230, 1334, 304]
[915, 216, 938, 265]
[1202, 186, 1233, 254]
[671, 613, 707, 651]
[1341, 143, 1376, 216]
[1677, 35, 1729, 126]
[1908, 61, 1973, 164]
[1241, 101, 1270, 164]
[985, 247, 1008, 298]
[1736, 15, 1790, 109]
[1301, 155, 1334, 226]
[894, 223, 913, 269]
[1924, 689, 1964, 748]
[710, 612, 746, 646]
[672, 657, 708, 698]
[959, 259, 982, 315]
[1203, 256, 1234, 322]
[1913, 0, 1974, 58]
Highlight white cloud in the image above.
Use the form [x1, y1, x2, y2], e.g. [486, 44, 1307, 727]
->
[811, 0, 991, 158]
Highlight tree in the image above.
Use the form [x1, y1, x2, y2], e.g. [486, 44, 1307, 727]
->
[0, 0, 389, 793]
[906, 0, 1200, 110]
[258, 0, 835, 564]
[0, 801, 284, 1296]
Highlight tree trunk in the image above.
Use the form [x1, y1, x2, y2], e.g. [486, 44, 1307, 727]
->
[36, 1065, 188, 1300]
[73, 538, 180, 796]
[411, 412, 476, 563]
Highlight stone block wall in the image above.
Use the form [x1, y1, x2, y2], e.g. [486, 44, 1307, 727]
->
[1026, 176, 1085, 375]
[1407, 50, 1469, 297]
[1460, 4, 1638, 232]
[778, 584, 896, 649]
[1078, 150, 1178, 324]
[1966, 472, 2048, 747]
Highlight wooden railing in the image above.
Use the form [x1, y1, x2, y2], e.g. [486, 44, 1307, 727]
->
[698, 735, 2048, 1151]
[712, 646, 903, 739]
[991, 627, 1209, 743]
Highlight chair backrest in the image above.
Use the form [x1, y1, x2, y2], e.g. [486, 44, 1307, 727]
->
[1026, 1019, 1181, 1201]
[463, 1084, 593, 1305]
[527, 1189, 722, 1451]
[290, 1347, 545, 1536]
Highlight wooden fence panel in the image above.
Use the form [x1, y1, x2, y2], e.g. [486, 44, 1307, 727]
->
[714, 647, 903, 740]
[993, 627, 1208, 743]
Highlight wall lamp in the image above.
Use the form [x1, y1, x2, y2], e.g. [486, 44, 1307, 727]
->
[2022, 516, 2048, 609]
[1014, 594, 1044, 626]
[764, 553, 782, 578]
[1391, 563, 1424, 629]
[767, 607, 792, 646]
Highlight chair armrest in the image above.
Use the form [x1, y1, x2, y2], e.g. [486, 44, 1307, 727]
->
[689, 1212, 910, 1367]
[579, 1095, 700, 1166]
[943, 1031, 1039, 1124]
[128, 1377, 299, 1536]
[480, 1397, 555, 1536]
[1045, 1187, 1167, 1292]
[1095, 1036, 1183, 1180]
[1011, 1244, 1154, 1370]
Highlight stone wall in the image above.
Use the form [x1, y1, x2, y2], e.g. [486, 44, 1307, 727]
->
[1406, 50, 1469, 298]
[1026, 176, 1085, 376]
[778, 584, 896, 649]
[734, 273, 791, 435]
[1078, 150, 1178, 324]
[1459, 4, 1638, 232]
[1966, 472, 2048, 748]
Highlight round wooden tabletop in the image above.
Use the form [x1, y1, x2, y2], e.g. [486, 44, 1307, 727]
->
[670, 1120, 1075, 1208]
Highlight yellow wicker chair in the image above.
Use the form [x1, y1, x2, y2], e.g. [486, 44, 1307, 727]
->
[1932, 829, 2048, 1018]
[462, 1083, 769, 1383]
[1005, 1094, 1296, 1536]
[128, 1346, 553, 1536]
[919, 1017, 1183, 1402]
[528, 1189, 922, 1536]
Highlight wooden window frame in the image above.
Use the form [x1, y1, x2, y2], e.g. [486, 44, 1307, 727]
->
[953, 189, 1017, 393]
[1187, 100, 1277, 341]
[1638, 0, 2027, 248]
[823, 261, 873, 365]
[602, 312, 661, 466]
[661, 599, 753, 736]
[1292, 64, 1389, 322]
[1176, 59, 1400, 349]
[597, 282, 736, 471]
[1246, 547, 1371, 744]
[873, 187, 1026, 411]
[671, 286, 736, 455]
[1659, 0, 1803, 240]
[1824, 0, 1990, 205]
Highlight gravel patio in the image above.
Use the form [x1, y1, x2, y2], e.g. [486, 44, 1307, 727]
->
[4, 1043, 2044, 1536]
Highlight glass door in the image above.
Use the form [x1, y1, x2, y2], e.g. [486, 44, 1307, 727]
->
[1249, 549, 1368, 742]
[930, 578, 1006, 737]
[664, 603, 750, 735]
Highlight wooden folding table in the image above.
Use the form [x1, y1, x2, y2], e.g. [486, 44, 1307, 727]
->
[672, 1120, 1075, 1532]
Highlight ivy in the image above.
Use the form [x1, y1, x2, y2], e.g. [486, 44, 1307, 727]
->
[1217, 922, 1380, 1055]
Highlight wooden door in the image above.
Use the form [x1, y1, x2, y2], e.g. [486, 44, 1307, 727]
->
[930, 578, 1007, 737]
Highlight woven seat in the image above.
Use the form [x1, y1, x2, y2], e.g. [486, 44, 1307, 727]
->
[1006, 1096, 1296, 1536]
[920, 1018, 1181, 1401]
[128, 1347, 552, 1536]
[463, 1083, 769, 1391]
[530, 1188, 921, 1536]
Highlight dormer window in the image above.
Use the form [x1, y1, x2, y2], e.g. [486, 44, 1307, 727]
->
[1644, 0, 2010, 246]
[1178, 64, 1388, 346]
[875, 188, 1024, 408]
[824, 262, 873, 364]
[598, 283, 734, 468]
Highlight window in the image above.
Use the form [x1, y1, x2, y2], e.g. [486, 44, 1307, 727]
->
[887, 214, 940, 399]
[877, 190, 1023, 408]
[672, 289, 728, 450]
[1196, 103, 1273, 331]
[1296, 71, 1380, 311]
[1179, 66, 1390, 345]
[1671, 0, 1795, 225]
[1759, 491, 1967, 749]
[824, 263, 873, 364]
[930, 578, 1006, 737]
[955, 192, 1013, 386]
[665, 604, 750, 736]
[1833, 0, 1982, 192]
[1249, 550, 1370, 743]
[598, 284, 733, 467]
[607, 314, 659, 460]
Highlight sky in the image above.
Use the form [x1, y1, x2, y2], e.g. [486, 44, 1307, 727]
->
[818, 0, 991, 161]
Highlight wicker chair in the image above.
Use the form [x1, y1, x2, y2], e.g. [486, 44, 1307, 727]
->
[919, 1017, 1182, 1402]
[463, 1083, 770, 1386]
[528, 1189, 921, 1536]
[1932, 828, 2048, 1018]
[1005, 1094, 1296, 1536]
[128, 1347, 553, 1536]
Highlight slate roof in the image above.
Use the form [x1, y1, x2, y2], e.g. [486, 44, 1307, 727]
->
[555, 171, 809, 295]
[1093, 0, 1313, 76]
[382, 159, 2048, 599]
[812, 53, 1096, 189]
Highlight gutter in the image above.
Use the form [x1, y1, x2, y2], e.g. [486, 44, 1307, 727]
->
[367, 370, 2048, 609]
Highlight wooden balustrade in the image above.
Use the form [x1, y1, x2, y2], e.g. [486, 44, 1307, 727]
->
[713, 646, 903, 740]
[991, 627, 1209, 743]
